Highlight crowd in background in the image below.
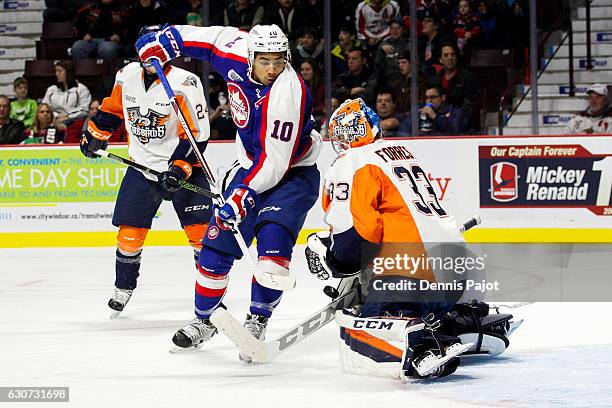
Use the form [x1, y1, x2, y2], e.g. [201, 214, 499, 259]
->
[4, 0, 607, 145]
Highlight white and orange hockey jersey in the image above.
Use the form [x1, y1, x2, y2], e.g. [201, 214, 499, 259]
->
[322, 139, 464, 278]
[89, 62, 210, 180]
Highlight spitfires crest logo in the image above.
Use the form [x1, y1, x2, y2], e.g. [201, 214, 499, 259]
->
[126, 107, 168, 144]
[489, 162, 519, 202]
[226, 82, 250, 129]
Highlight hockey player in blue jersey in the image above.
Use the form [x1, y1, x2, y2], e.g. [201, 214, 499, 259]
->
[136, 24, 322, 360]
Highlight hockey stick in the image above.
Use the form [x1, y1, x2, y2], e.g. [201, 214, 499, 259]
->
[152, 60, 295, 291]
[94, 149, 219, 200]
[210, 276, 361, 363]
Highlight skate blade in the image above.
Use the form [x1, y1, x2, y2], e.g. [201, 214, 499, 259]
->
[109, 310, 122, 319]
[169, 343, 203, 354]
[506, 319, 524, 337]
[415, 342, 473, 377]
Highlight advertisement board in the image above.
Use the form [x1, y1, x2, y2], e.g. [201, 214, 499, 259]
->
[1, 134, 611, 247]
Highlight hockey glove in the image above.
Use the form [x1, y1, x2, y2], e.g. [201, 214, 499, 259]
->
[80, 129, 108, 158]
[305, 232, 334, 280]
[136, 25, 183, 65]
[215, 184, 256, 230]
[158, 161, 192, 195]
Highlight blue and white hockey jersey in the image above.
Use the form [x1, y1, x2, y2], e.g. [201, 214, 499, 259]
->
[175, 25, 322, 194]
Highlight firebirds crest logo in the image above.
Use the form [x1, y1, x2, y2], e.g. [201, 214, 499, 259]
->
[126, 107, 168, 144]
[226, 82, 250, 129]
[489, 162, 519, 202]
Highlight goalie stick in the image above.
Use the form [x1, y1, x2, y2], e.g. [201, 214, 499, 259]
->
[151, 59, 295, 291]
[94, 149, 219, 200]
[211, 216, 483, 363]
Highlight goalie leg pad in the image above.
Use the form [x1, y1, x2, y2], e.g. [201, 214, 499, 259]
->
[115, 226, 149, 290]
[442, 302, 514, 356]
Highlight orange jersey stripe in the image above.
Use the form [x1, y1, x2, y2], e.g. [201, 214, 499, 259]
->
[99, 82, 124, 119]
[175, 94, 199, 140]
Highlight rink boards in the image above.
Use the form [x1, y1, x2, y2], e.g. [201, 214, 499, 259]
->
[0, 134, 611, 247]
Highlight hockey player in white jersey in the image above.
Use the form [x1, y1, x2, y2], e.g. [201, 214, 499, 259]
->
[80, 25, 213, 317]
[136, 24, 321, 359]
[306, 98, 515, 379]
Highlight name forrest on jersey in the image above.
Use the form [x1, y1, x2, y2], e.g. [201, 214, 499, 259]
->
[126, 107, 168, 144]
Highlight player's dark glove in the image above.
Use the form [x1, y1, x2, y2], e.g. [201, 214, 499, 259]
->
[80, 129, 108, 158]
[158, 161, 192, 194]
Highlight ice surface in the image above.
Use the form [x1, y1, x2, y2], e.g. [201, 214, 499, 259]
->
[1, 246, 611, 408]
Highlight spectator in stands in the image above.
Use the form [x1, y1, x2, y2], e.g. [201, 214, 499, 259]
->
[264, 0, 308, 43]
[566, 84, 612, 134]
[355, 0, 401, 49]
[453, 0, 481, 56]
[44, 0, 86, 23]
[296, 0, 323, 32]
[477, 0, 497, 48]
[207, 73, 237, 140]
[124, 0, 165, 57]
[167, 0, 203, 25]
[64, 98, 126, 142]
[434, 42, 480, 131]
[416, 0, 453, 29]
[0, 95, 26, 145]
[398, 84, 467, 135]
[331, 25, 365, 76]
[299, 58, 325, 125]
[374, 18, 410, 90]
[387, 50, 427, 114]
[71, 0, 127, 60]
[495, 0, 528, 51]
[292, 27, 324, 70]
[43, 60, 92, 126]
[224, 0, 264, 30]
[22, 103, 66, 144]
[375, 91, 404, 136]
[10, 78, 37, 129]
[418, 11, 452, 78]
[332, 48, 376, 106]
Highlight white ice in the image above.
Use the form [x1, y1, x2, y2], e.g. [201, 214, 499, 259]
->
[1, 245, 612, 408]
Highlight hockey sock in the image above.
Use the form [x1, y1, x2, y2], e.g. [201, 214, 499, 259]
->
[115, 248, 142, 290]
[115, 226, 148, 290]
[195, 246, 234, 319]
[250, 223, 293, 318]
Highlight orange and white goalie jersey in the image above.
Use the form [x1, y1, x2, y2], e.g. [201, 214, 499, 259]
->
[92, 62, 209, 180]
[322, 139, 464, 253]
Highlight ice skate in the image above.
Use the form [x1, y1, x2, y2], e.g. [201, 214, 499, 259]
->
[108, 287, 133, 319]
[409, 342, 473, 379]
[239, 313, 268, 363]
[171, 318, 217, 352]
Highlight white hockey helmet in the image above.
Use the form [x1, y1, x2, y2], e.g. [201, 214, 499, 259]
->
[247, 24, 290, 72]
